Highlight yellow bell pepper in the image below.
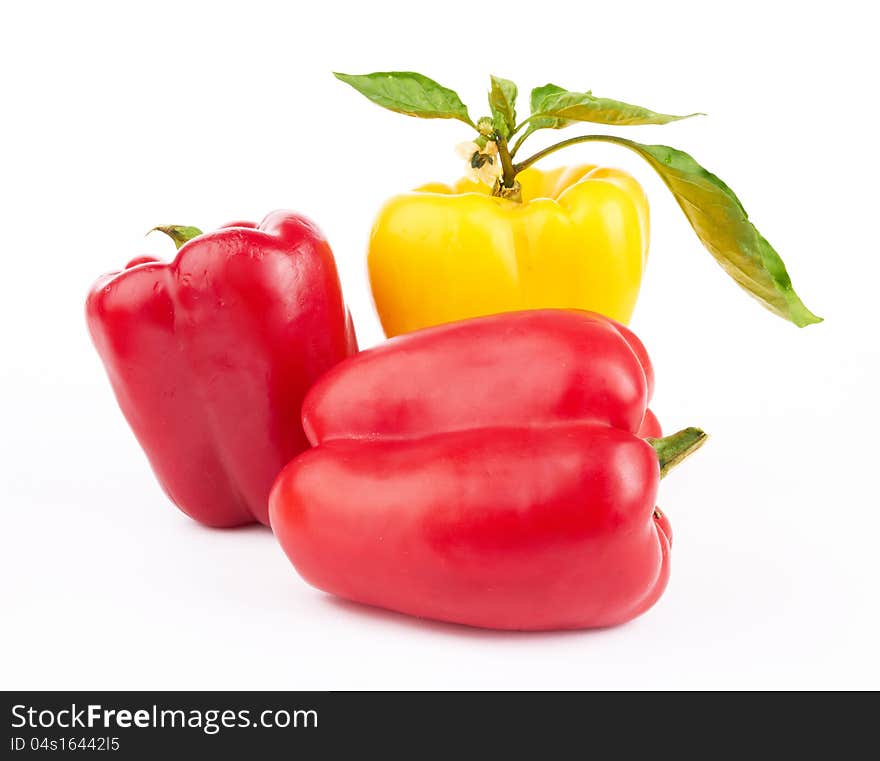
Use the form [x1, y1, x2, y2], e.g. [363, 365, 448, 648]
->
[338, 70, 820, 334]
[369, 164, 649, 337]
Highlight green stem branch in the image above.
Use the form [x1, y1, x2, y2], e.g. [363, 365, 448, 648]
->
[513, 134, 632, 175]
[509, 130, 533, 158]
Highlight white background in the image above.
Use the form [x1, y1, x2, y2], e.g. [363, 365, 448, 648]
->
[2, 0, 878, 690]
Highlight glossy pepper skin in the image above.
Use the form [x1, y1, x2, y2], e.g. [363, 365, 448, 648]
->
[368, 165, 649, 337]
[87, 211, 357, 528]
[271, 310, 676, 631]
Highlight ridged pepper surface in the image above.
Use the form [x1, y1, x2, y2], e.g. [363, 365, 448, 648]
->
[87, 211, 357, 527]
[270, 310, 704, 630]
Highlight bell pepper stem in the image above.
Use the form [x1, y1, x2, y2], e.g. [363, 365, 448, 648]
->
[647, 427, 708, 479]
[513, 134, 614, 175]
[492, 133, 522, 201]
[148, 225, 203, 250]
[492, 179, 523, 202]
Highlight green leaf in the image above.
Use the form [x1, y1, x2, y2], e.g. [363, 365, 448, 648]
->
[148, 225, 203, 250]
[334, 71, 473, 125]
[511, 83, 579, 150]
[488, 75, 517, 138]
[529, 83, 573, 131]
[531, 86, 701, 127]
[607, 138, 821, 326]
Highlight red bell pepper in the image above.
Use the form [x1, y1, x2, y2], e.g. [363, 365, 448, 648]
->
[270, 310, 704, 630]
[87, 211, 357, 528]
